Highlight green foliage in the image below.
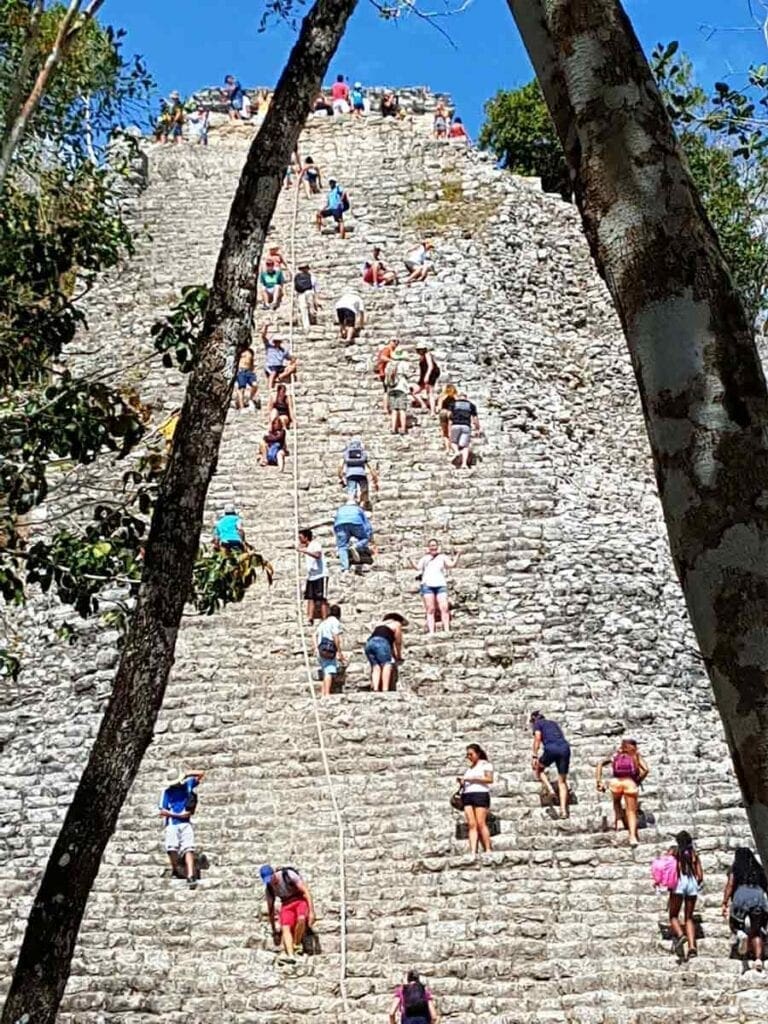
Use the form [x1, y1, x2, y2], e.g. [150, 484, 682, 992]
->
[651, 42, 768, 322]
[151, 285, 210, 372]
[192, 547, 274, 616]
[478, 80, 570, 199]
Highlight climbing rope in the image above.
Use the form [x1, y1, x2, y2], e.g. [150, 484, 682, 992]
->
[282, 141, 351, 1020]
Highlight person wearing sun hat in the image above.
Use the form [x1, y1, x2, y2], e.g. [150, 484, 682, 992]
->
[158, 769, 205, 887]
[259, 256, 285, 311]
[260, 864, 315, 964]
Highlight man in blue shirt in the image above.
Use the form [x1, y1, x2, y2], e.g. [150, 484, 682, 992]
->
[159, 770, 205, 887]
[333, 497, 374, 572]
[212, 504, 245, 552]
[315, 177, 348, 239]
[530, 710, 571, 819]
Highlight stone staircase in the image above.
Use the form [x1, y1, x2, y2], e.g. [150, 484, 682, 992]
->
[2, 107, 766, 1023]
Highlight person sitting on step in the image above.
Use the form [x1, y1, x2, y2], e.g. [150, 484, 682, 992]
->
[334, 289, 365, 343]
[259, 257, 285, 310]
[529, 710, 571, 819]
[413, 345, 440, 414]
[380, 90, 399, 117]
[448, 115, 471, 144]
[294, 261, 319, 329]
[312, 92, 334, 117]
[333, 495, 374, 572]
[723, 846, 768, 971]
[662, 830, 703, 962]
[315, 178, 348, 239]
[212, 503, 245, 552]
[159, 770, 205, 888]
[261, 325, 297, 388]
[596, 737, 649, 847]
[300, 155, 322, 197]
[386, 348, 413, 435]
[297, 527, 329, 625]
[389, 969, 439, 1024]
[448, 392, 481, 469]
[458, 743, 494, 856]
[314, 603, 345, 697]
[234, 344, 259, 412]
[364, 613, 405, 692]
[260, 864, 315, 965]
[330, 73, 350, 115]
[338, 437, 379, 510]
[362, 246, 398, 287]
[409, 538, 458, 634]
[266, 383, 293, 430]
[404, 239, 434, 284]
[259, 414, 287, 471]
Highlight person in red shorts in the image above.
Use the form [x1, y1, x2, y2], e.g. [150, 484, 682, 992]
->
[260, 864, 315, 964]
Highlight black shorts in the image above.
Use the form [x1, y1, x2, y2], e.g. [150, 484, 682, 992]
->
[321, 206, 344, 221]
[461, 791, 490, 809]
[336, 308, 355, 327]
[304, 577, 328, 602]
[539, 743, 571, 776]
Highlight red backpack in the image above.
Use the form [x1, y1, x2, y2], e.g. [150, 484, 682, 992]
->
[612, 752, 637, 779]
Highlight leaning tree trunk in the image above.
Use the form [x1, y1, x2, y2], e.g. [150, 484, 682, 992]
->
[1, 0, 357, 1020]
[509, 0, 768, 862]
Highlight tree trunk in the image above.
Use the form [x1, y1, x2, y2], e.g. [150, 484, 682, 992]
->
[0, 1, 357, 1020]
[508, 0, 768, 862]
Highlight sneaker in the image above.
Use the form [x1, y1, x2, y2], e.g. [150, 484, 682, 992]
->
[736, 930, 749, 957]
[687, 947, 698, 959]
[187, 877, 197, 890]
[755, 958, 764, 972]
[348, 544, 360, 564]
[277, 955, 296, 966]
[672, 935, 686, 956]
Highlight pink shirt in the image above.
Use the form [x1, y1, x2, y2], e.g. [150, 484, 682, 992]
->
[331, 81, 349, 101]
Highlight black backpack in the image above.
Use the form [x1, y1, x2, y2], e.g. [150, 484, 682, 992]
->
[269, 865, 302, 900]
[184, 790, 198, 815]
[402, 981, 429, 1020]
[294, 271, 312, 293]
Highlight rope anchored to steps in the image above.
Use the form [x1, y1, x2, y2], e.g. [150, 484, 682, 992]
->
[284, 162, 351, 1021]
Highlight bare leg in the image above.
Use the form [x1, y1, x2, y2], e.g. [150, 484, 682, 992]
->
[281, 924, 294, 957]
[475, 806, 492, 851]
[611, 791, 626, 831]
[624, 791, 639, 844]
[322, 671, 333, 697]
[668, 893, 684, 942]
[422, 591, 436, 633]
[294, 915, 308, 951]
[464, 805, 479, 855]
[380, 663, 394, 691]
[277, 451, 286, 472]
[460, 444, 471, 469]
[684, 896, 698, 952]
[436, 591, 450, 632]
[167, 851, 180, 876]
[370, 664, 382, 691]
[183, 850, 195, 879]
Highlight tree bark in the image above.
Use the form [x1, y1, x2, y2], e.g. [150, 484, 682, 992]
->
[509, 0, 768, 862]
[0, 0, 357, 1021]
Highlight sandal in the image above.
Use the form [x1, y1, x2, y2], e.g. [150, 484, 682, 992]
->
[687, 947, 698, 959]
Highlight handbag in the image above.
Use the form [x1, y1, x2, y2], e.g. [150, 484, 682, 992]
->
[450, 784, 464, 811]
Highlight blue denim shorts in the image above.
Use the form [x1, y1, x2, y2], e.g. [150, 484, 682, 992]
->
[319, 657, 338, 676]
[365, 636, 393, 666]
[420, 584, 447, 596]
[673, 874, 699, 898]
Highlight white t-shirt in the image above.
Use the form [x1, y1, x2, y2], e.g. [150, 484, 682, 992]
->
[406, 245, 427, 265]
[463, 759, 494, 794]
[305, 540, 327, 580]
[419, 553, 450, 588]
[335, 292, 364, 314]
[316, 616, 342, 644]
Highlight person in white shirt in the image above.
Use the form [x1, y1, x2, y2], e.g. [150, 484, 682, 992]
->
[404, 239, 434, 284]
[457, 743, 494, 855]
[409, 538, 459, 634]
[297, 527, 328, 624]
[334, 291, 365, 343]
[314, 604, 345, 697]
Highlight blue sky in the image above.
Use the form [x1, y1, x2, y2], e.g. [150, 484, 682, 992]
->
[107, 0, 767, 137]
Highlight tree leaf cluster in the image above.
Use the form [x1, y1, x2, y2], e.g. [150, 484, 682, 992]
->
[192, 547, 274, 616]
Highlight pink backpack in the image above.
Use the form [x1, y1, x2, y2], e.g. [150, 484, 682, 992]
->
[612, 752, 637, 779]
[651, 854, 679, 889]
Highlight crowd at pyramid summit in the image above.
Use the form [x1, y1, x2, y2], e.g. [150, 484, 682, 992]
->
[150, 72, 768, 1018]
